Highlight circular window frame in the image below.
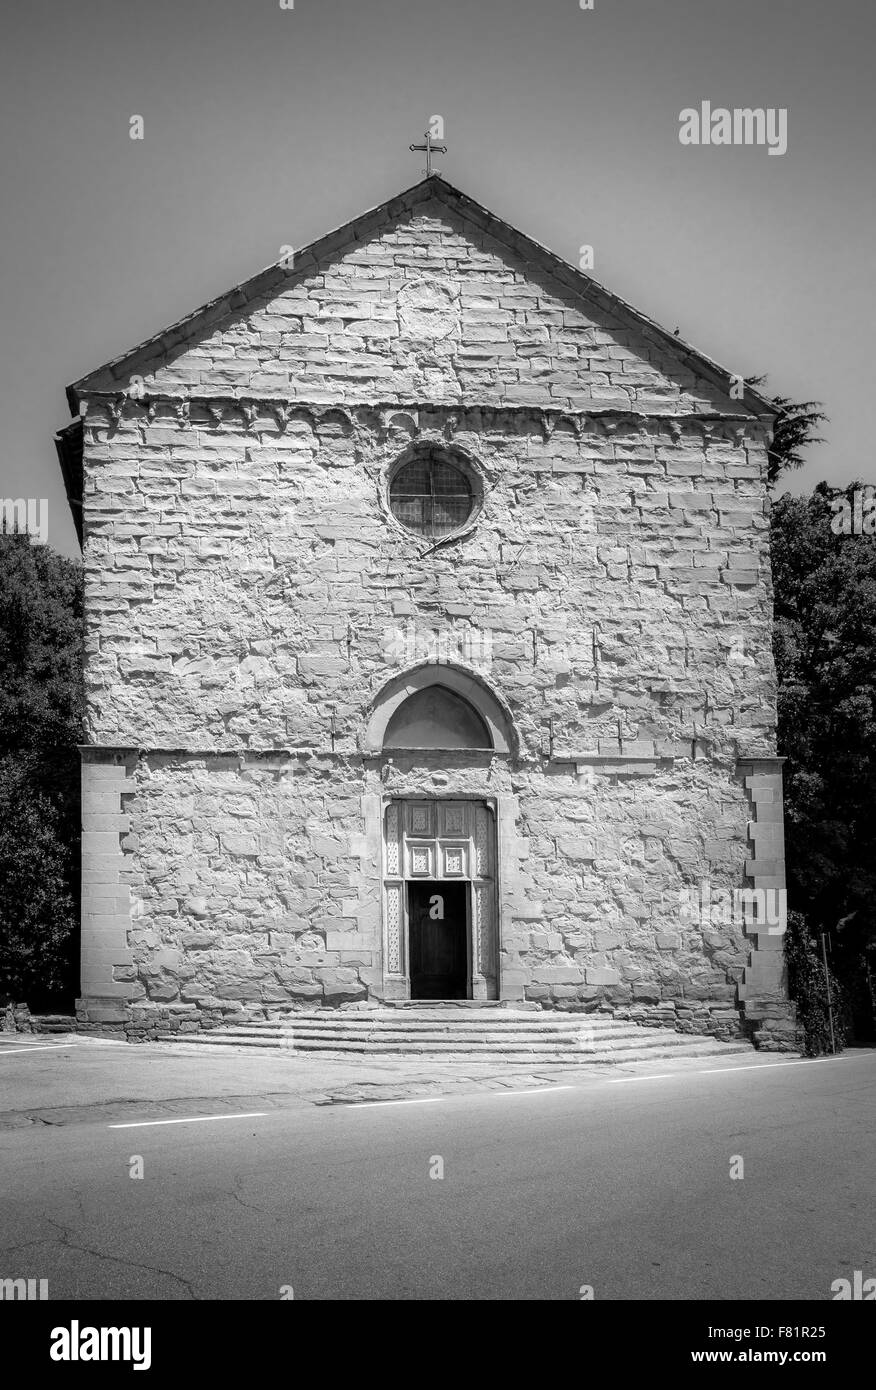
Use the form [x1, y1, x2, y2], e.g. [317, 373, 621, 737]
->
[384, 442, 484, 545]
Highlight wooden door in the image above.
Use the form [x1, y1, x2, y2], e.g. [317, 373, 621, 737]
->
[408, 881, 467, 1000]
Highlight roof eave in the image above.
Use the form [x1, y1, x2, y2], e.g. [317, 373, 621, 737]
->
[54, 416, 84, 549]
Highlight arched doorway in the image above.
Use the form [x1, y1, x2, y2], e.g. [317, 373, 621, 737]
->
[368, 667, 509, 1002]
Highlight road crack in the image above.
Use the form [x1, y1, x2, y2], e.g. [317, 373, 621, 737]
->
[42, 1215, 199, 1300]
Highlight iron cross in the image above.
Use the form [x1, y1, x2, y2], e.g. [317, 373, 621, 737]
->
[409, 129, 447, 177]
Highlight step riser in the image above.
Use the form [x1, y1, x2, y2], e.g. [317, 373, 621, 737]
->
[268, 1015, 628, 1025]
[183, 1024, 651, 1031]
[196, 1034, 711, 1045]
[167, 1042, 749, 1063]
[264, 1023, 654, 1034]
[168, 1034, 748, 1056]
[209, 1023, 689, 1034]
[293, 1045, 739, 1050]
[186, 1023, 715, 1038]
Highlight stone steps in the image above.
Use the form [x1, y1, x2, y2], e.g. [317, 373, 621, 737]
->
[156, 1009, 752, 1063]
[201, 1024, 674, 1046]
[264, 1010, 708, 1031]
[167, 1036, 751, 1064]
[264, 1014, 641, 1028]
[30, 1015, 78, 1034]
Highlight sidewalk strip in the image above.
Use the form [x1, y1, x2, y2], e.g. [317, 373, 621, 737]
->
[108, 1112, 268, 1129]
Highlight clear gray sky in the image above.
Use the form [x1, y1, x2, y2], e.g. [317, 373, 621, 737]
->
[1, 0, 873, 557]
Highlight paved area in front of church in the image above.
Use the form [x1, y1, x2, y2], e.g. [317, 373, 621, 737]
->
[1, 1039, 873, 1298]
[0, 1027, 760, 1119]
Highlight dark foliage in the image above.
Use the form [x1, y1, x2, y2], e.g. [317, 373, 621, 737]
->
[771, 484, 876, 1038]
[784, 911, 846, 1056]
[0, 534, 83, 1007]
[0, 752, 78, 1003]
[746, 375, 827, 487]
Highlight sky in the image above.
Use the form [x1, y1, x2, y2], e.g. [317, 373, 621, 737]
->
[1, 0, 873, 558]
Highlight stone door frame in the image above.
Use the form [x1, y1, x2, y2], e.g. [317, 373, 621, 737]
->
[381, 796, 498, 1002]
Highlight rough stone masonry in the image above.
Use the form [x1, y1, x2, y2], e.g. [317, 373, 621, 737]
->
[55, 174, 797, 1049]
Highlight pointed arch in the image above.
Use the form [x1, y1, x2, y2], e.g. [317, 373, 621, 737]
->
[364, 662, 518, 755]
[384, 686, 491, 750]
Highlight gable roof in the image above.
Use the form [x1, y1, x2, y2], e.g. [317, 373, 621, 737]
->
[64, 174, 776, 420]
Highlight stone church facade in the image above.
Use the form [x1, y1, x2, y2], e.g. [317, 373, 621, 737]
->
[55, 175, 794, 1047]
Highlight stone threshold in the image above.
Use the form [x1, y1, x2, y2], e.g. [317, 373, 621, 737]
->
[371, 999, 539, 1011]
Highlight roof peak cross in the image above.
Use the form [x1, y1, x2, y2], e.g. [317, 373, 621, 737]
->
[409, 125, 447, 178]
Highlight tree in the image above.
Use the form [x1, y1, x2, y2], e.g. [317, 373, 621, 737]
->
[0, 752, 77, 1003]
[754, 381, 876, 1040]
[770, 483, 876, 1040]
[0, 533, 84, 1007]
[746, 375, 827, 488]
[784, 911, 845, 1057]
[0, 533, 84, 752]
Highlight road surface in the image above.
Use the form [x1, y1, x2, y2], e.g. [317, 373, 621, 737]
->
[1, 1039, 873, 1299]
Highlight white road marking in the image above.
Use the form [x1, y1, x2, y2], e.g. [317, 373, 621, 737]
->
[610, 1054, 873, 1083]
[348, 1085, 576, 1109]
[0, 1044, 83, 1056]
[609, 1073, 677, 1084]
[108, 1112, 268, 1129]
[696, 1060, 810, 1075]
[347, 1097, 443, 1108]
[488, 1086, 576, 1097]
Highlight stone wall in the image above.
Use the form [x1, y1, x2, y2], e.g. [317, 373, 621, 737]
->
[1, 1000, 34, 1034]
[79, 403, 776, 761]
[93, 745, 773, 1043]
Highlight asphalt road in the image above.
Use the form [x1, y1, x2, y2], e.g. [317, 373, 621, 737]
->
[1, 1041, 874, 1300]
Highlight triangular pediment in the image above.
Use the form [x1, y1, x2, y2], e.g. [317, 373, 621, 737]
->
[68, 177, 772, 419]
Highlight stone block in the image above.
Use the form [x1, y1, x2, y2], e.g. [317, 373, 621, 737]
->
[222, 835, 259, 857]
[557, 838, 595, 862]
[585, 967, 620, 986]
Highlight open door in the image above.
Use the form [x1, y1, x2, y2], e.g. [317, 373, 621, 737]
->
[408, 881, 468, 1000]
